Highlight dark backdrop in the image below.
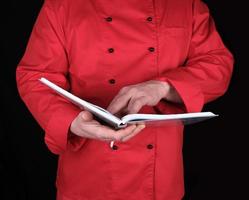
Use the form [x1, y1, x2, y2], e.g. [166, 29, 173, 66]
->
[0, 0, 247, 199]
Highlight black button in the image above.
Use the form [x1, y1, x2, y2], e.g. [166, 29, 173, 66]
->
[148, 47, 155, 52]
[108, 48, 114, 53]
[147, 144, 154, 149]
[105, 17, 112, 22]
[112, 145, 118, 150]
[109, 79, 116, 84]
[147, 17, 153, 22]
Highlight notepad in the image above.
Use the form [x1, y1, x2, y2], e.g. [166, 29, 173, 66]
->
[39, 77, 218, 129]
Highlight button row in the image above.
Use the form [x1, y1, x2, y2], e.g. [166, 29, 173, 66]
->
[105, 16, 153, 22]
[107, 47, 155, 53]
[112, 144, 154, 150]
[106, 16, 154, 86]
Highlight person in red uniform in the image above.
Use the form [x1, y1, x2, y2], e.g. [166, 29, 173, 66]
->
[16, 0, 234, 199]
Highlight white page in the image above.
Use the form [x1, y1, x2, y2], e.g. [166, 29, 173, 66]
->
[121, 112, 217, 125]
[39, 77, 217, 129]
[39, 78, 123, 127]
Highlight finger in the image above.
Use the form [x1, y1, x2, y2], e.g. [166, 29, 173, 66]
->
[81, 120, 101, 127]
[76, 120, 101, 139]
[94, 125, 125, 141]
[127, 96, 148, 114]
[112, 125, 138, 141]
[80, 111, 94, 121]
[78, 123, 113, 141]
[121, 124, 146, 142]
[107, 93, 133, 114]
[110, 86, 131, 103]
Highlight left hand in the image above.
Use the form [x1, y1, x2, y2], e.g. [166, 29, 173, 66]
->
[107, 80, 172, 115]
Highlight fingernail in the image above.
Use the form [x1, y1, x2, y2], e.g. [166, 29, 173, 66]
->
[140, 125, 146, 129]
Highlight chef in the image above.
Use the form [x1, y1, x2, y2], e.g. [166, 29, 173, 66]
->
[16, 0, 234, 199]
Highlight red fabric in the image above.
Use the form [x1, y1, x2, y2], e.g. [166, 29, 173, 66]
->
[16, 0, 234, 199]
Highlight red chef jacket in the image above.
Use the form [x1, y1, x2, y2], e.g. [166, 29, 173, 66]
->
[16, 0, 234, 199]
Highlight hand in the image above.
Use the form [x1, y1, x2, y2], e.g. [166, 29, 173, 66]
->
[70, 111, 146, 142]
[107, 80, 179, 115]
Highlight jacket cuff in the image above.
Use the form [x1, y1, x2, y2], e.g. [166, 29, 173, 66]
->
[44, 105, 85, 154]
[153, 71, 204, 113]
[67, 130, 88, 152]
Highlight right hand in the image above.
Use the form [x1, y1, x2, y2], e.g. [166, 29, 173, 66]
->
[70, 111, 145, 142]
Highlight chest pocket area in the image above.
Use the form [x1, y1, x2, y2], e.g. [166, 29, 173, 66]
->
[163, 27, 188, 37]
[160, 27, 190, 67]
[158, 0, 191, 65]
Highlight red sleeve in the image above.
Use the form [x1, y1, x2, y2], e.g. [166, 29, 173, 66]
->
[16, 1, 86, 155]
[154, 0, 234, 114]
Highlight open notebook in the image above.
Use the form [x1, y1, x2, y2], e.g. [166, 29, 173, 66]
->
[39, 77, 218, 129]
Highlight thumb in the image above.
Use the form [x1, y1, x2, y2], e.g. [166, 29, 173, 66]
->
[80, 111, 93, 121]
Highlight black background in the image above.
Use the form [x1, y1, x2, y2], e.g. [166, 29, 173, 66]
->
[0, 0, 247, 199]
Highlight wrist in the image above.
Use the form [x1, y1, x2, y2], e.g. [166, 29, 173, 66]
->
[156, 80, 182, 103]
[156, 81, 171, 100]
